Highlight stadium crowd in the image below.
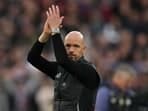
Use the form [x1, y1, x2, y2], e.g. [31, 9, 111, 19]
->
[0, 0, 147, 111]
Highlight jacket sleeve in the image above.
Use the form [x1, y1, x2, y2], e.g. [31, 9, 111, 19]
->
[27, 40, 58, 80]
[52, 33, 100, 89]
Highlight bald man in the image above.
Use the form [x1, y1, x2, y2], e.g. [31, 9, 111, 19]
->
[27, 5, 100, 111]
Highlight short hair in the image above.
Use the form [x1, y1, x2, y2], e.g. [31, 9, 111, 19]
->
[114, 64, 137, 77]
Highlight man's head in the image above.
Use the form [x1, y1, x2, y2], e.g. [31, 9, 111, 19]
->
[112, 64, 136, 91]
[64, 31, 86, 61]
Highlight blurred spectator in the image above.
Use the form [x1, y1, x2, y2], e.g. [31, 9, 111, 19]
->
[94, 64, 137, 111]
[35, 75, 54, 111]
[117, 29, 133, 62]
[0, 73, 12, 111]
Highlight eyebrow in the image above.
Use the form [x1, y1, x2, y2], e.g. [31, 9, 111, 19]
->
[65, 44, 81, 48]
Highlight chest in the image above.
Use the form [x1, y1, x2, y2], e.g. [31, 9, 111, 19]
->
[109, 90, 133, 111]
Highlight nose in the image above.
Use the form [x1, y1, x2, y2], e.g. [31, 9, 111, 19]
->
[69, 47, 75, 53]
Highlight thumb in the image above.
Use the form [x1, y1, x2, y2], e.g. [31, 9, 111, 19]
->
[60, 16, 64, 23]
[44, 19, 48, 28]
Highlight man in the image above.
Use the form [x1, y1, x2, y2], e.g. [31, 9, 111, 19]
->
[27, 5, 100, 111]
[94, 64, 136, 111]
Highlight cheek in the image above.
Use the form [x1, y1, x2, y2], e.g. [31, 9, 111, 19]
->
[77, 49, 84, 56]
[65, 48, 70, 53]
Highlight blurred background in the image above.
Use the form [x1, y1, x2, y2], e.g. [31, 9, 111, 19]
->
[0, 0, 147, 111]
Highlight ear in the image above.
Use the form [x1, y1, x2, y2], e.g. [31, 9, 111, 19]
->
[82, 46, 86, 54]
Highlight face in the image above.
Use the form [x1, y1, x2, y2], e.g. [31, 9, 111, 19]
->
[113, 71, 133, 91]
[64, 31, 86, 61]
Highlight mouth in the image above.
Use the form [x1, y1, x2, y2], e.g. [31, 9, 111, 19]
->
[68, 53, 75, 57]
[68, 55, 75, 58]
[68, 54, 76, 60]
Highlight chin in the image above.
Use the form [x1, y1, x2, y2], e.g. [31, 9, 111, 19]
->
[71, 58, 76, 61]
[69, 57, 77, 61]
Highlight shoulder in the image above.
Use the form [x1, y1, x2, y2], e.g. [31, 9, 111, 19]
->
[80, 58, 96, 69]
[98, 86, 110, 93]
[96, 85, 112, 97]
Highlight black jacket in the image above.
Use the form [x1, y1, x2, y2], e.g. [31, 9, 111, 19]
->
[27, 33, 100, 111]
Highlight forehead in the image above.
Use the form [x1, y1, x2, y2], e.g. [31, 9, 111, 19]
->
[64, 32, 84, 46]
[115, 71, 133, 79]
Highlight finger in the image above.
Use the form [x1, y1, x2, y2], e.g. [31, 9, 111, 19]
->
[56, 5, 60, 17]
[49, 7, 53, 15]
[60, 16, 64, 21]
[46, 11, 50, 17]
[60, 16, 64, 24]
[52, 4, 56, 16]
[44, 18, 48, 28]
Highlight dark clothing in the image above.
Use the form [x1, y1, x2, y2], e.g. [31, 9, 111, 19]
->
[27, 33, 100, 111]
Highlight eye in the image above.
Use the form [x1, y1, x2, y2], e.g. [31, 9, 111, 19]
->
[65, 44, 80, 48]
[73, 44, 80, 48]
[66, 44, 71, 47]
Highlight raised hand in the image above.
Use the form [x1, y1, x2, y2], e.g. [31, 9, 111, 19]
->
[38, 5, 64, 43]
[46, 5, 64, 31]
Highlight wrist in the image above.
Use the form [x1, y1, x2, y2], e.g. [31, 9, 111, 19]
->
[42, 31, 50, 37]
[51, 28, 60, 36]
